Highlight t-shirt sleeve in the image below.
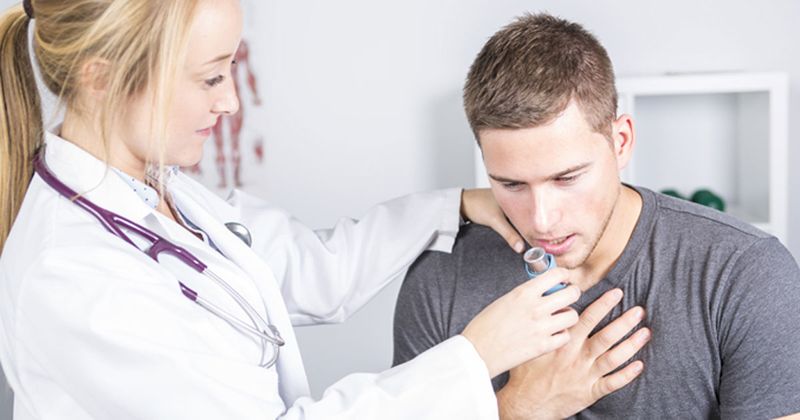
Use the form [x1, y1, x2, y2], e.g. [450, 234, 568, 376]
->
[717, 237, 800, 419]
[392, 250, 454, 367]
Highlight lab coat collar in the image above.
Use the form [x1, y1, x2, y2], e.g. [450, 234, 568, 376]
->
[42, 131, 161, 226]
[43, 132, 312, 403]
[168, 175, 312, 403]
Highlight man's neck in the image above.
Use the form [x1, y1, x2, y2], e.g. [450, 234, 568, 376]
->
[574, 185, 643, 291]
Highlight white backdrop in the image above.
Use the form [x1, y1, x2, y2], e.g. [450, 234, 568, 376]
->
[2, 1, 800, 416]
[225, 0, 800, 399]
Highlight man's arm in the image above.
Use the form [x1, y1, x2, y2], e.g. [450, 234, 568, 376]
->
[718, 237, 800, 419]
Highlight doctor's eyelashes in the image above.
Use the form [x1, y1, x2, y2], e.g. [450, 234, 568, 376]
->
[205, 75, 226, 88]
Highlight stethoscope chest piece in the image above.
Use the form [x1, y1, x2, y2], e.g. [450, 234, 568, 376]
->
[34, 149, 282, 368]
[225, 222, 252, 247]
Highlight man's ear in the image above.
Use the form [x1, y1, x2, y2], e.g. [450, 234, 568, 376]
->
[611, 114, 635, 171]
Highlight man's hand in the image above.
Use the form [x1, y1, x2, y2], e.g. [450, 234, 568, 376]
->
[497, 288, 650, 420]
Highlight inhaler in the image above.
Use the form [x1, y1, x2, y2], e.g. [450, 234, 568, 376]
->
[523, 247, 567, 295]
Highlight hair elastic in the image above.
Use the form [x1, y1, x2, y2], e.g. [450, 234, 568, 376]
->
[23, 0, 34, 19]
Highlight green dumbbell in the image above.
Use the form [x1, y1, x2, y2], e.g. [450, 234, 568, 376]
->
[690, 189, 725, 212]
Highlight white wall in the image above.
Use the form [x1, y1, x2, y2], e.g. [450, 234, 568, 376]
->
[1, 1, 799, 416]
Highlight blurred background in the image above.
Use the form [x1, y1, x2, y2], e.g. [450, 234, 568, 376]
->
[2, 0, 800, 417]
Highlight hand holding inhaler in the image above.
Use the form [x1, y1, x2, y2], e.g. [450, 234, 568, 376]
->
[523, 247, 567, 295]
[461, 255, 580, 378]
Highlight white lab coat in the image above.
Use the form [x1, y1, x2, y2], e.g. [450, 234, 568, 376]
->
[0, 133, 497, 419]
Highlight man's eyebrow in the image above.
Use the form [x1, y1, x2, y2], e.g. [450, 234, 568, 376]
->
[488, 162, 592, 183]
[488, 173, 522, 183]
[548, 162, 592, 180]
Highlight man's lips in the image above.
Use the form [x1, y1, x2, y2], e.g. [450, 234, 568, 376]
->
[532, 234, 576, 255]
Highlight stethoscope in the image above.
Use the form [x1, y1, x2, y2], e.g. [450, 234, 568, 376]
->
[33, 149, 285, 369]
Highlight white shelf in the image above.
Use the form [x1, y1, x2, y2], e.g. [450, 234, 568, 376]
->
[474, 71, 789, 243]
[618, 72, 788, 244]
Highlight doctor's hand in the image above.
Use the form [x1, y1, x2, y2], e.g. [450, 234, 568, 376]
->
[461, 188, 525, 253]
[462, 268, 581, 379]
[496, 289, 650, 420]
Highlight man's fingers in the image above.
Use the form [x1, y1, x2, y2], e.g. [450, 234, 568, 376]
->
[586, 306, 646, 358]
[593, 327, 651, 376]
[592, 360, 644, 399]
[571, 288, 623, 337]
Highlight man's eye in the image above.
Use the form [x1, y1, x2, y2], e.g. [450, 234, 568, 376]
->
[556, 174, 580, 183]
[502, 182, 523, 191]
[205, 75, 225, 87]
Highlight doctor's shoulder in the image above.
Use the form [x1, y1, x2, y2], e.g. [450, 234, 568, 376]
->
[1, 176, 168, 289]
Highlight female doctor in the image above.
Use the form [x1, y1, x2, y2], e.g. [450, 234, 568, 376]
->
[0, 0, 583, 418]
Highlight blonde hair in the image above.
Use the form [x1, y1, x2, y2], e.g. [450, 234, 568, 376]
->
[0, 0, 200, 252]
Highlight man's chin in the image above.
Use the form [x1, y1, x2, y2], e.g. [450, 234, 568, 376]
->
[554, 250, 589, 270]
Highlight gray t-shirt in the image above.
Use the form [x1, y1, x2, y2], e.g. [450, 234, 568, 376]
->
[393, 186, 800, 419]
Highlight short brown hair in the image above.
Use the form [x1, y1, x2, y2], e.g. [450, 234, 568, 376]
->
[464, 13, 617, 142]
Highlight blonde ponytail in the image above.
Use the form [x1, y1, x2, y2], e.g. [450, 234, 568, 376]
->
[0, 5, 42, 253]
[1, 0, 200, 253]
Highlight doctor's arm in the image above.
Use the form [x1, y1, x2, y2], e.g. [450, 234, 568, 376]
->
[232, 187, 520, 325]
[14, 242, 581, 419]
[13, 245, 292, 419]
[15, 244, 493, 420]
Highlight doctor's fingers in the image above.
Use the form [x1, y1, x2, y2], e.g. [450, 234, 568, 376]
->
[491, 218, 526, 253]
[521, 267, 575, 298]
[535, 328, 573, 357]
[460, 188, 525, 253]
[540, 307, 580, 336]
[585, 305, 646, 360]
[538, 284, 582, 315]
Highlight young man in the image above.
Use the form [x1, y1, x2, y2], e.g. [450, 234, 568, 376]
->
[393, 13, 800, 419]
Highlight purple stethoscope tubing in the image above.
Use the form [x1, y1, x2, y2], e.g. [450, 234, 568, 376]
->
[34, 153, 207, 271]
[32, 149, 284, 367]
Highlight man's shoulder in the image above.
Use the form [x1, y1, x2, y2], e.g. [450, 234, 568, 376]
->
[453, 223, 515, 253]
[406, 223, 525, 295]
[442, 223, 524, 273]
[645, 188, 773, 247]
[641, 187, 798, 289]
[413, 223, 518, 266]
